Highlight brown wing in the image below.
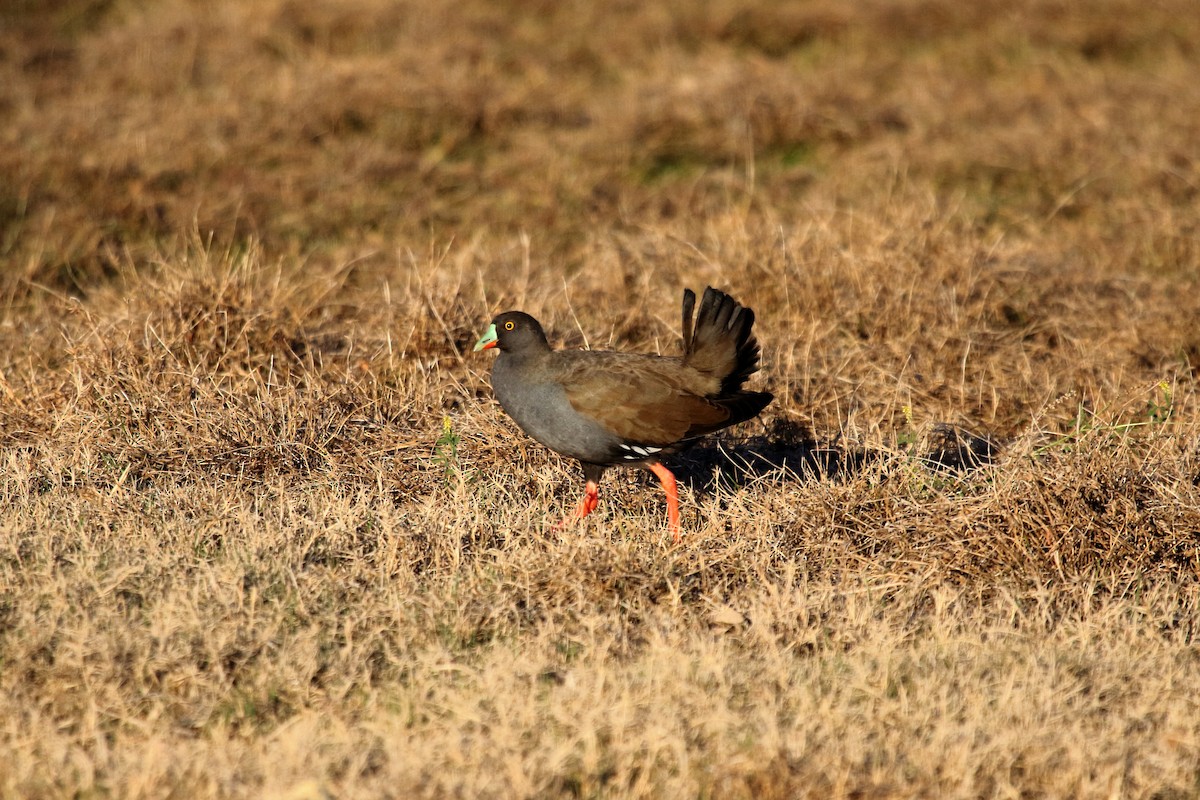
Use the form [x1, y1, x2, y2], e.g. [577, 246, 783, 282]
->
[554, 351, 729, 446]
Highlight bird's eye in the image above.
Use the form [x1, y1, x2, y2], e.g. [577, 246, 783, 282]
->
[504, 321, 515, 330]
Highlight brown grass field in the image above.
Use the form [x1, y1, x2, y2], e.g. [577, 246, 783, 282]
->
[3, 0, 1200, 797]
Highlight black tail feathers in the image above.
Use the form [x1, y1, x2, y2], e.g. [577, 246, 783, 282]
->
[682, 286, 764, 396]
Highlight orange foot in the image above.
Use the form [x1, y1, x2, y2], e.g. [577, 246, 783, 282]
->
[552, 480, 600, 531]
[647, 462, 681, 543]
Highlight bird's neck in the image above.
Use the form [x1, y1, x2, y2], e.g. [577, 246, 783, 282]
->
[502, 341, 552, 364]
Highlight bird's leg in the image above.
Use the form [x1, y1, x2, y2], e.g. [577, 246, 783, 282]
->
[553, 479, 600, 531]
[575, 479, 601, 518]
[647, 462, 681, 542]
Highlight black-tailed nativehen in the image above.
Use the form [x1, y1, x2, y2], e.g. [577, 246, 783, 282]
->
[473, 286, 772, 541]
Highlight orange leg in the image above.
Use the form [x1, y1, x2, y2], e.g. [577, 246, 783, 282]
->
[647, 462, 681, 542]
[554, 479, 600, 530]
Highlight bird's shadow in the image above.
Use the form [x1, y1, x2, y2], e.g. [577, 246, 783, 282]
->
[667, 418, 999, 496]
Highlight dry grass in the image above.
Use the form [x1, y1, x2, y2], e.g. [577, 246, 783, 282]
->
[3, 0, 1200, 797]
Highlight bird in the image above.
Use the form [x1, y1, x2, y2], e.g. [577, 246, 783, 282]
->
[473, 286, 772, 541]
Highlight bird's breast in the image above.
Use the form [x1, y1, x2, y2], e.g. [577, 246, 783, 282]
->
[491, 358, 618, 463]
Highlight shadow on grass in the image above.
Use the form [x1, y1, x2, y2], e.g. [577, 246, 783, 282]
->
[670, 418, 1000, 496]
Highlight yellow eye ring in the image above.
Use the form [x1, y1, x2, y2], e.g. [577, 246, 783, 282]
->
[504, 321, 515, 331]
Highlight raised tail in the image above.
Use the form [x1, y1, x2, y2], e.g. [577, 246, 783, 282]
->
[681, 286, 764, 395]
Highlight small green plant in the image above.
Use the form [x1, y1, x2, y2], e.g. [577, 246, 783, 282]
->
[433, 415, 461, 480]
[897, 404, 918, 451]
[1147, 381, 1173, 425]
